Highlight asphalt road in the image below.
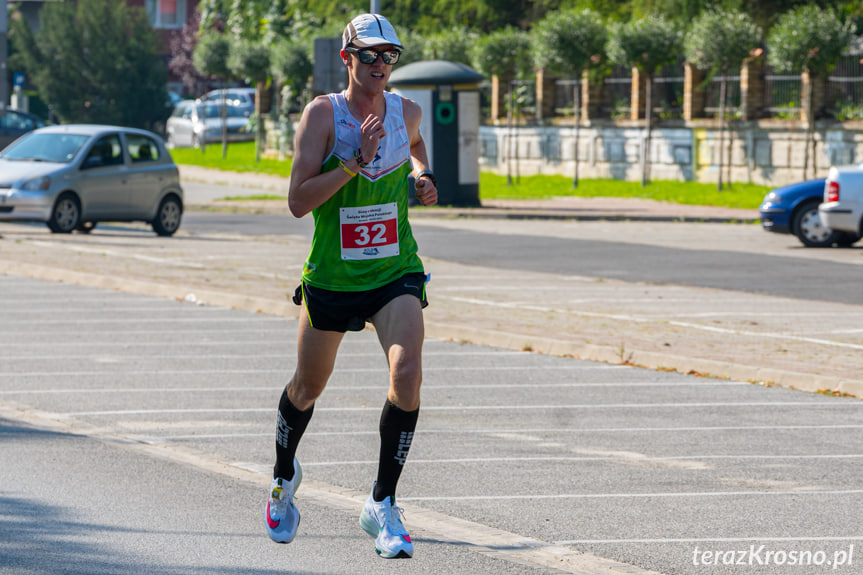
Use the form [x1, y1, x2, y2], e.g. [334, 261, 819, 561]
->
[179, 211, 863, 305]
[2, 177, 863, 573]
[2, 236, 863, 574]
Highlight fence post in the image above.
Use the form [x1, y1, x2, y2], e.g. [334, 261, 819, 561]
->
[535, 69, 557, 121]
[581, 69, 605, 120]
[630, 66, 647, 120]
[683, 62, 706, 121]
[801, 70, 828, 122]
[491, 72, 513, 125]
[739, 55, 764, 121]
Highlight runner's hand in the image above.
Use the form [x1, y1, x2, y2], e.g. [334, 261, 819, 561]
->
[415, 176, 438, 206]
[360, 114, 385, 164]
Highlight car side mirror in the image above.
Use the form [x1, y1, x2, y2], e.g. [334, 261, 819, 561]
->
[82, 156, 104, 169]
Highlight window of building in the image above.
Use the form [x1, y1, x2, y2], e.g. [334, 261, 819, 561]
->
[148, 0, 187, 29]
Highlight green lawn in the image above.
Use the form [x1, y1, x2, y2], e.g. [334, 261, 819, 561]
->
[171, 141, 769, 209]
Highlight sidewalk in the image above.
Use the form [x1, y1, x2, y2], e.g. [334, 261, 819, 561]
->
[179, 165, 761, 223]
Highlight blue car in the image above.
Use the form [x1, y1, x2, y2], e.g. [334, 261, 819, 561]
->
[759, 179, 859, 247]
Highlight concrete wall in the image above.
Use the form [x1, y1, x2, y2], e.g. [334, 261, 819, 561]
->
[479, 120, 863, 187]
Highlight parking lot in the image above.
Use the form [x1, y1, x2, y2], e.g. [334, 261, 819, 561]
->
[3, 270, 863, 574]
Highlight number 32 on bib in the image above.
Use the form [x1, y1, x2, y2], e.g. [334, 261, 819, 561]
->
[339, 203, 400, 260]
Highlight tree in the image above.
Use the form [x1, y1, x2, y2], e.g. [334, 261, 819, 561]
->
[193, 31, 231, 155]
[473, 27, 533, 185]
[228, 39, 271, 162]
[533, 9, 607, 187]
[422, 27, 481, 66]
[607, 14, 681, 186]
[767, 6, 854, 180]
[271, 38, 312, 158]
[9, 0, 167, 130]
[684, 9, 761, 191]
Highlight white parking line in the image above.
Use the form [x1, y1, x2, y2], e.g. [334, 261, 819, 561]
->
[555, 536, 863, 545]
[56, 401, 861, 417]
[0, 381, 747, 395]
[444, 296, 863, 351]
[294, 453, 863, 467]
[151, 424, 863, 441]
[0, 350, 543, 361]
[401, 489, 863, 502]
[0, 365, 630, 377]
[28, 240, 207, 269]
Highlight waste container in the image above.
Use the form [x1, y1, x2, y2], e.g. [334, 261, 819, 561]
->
[389, 60, 484, 207]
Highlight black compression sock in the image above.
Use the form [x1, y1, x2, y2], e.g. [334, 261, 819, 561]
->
[373, 400, 419, 502]
[273, 387, 314, 481]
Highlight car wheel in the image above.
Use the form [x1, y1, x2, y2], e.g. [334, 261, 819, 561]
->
[47, 193, 81, 234]
[152, 195, 182, 237]
[76, 221, 97, 234]
[792, 200, 836, 248]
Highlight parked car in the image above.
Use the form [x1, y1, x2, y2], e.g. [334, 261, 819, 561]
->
[203, 88, 256, 114]
[0, 124, 183, 236]
[758, 179, 849, 247]
[165, 99, 254, 148]
[820, 162, 863, 243]
[0, 109, 46, 149]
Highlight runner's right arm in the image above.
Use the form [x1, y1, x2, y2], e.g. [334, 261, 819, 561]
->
[288, 97, 352, 218]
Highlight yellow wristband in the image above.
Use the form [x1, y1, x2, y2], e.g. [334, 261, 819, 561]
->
[339, 161, 357, 177]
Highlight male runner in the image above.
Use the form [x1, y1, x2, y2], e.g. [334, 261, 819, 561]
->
[265, 13, 438, 560]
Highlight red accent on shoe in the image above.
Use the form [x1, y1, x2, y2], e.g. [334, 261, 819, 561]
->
[266, 501, 280, 529]
[402, 535, 411, 543]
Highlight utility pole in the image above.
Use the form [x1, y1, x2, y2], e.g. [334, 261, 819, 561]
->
[370, 0, 380, 14]
[0, 1, 8, 117]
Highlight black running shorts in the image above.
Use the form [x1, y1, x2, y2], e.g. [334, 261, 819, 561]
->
[292, 272, 429, 332]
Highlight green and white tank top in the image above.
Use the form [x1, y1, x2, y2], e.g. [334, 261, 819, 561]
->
[302, 91, 424, 291]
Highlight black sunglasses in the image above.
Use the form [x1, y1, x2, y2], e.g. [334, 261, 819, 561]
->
[345, 46, 401, 65]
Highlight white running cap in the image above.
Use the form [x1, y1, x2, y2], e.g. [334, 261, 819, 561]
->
[342, 14, 402, 50]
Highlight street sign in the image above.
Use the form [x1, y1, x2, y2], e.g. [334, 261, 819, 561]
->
[13, 73, 25, 87]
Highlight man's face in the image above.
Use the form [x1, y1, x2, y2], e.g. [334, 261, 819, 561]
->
[343, 45, 400, 88]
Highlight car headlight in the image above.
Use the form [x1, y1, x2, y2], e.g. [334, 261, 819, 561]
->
[21, 176, 51, 191]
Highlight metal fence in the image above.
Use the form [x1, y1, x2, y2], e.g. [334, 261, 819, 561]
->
[828, 54, 863, 120]
[536, 53, 863, 122]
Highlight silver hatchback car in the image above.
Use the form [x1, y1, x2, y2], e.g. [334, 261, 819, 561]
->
[0, 124, 183, 236]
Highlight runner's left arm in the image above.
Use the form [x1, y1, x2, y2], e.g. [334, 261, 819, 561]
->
[403, 99, 438, 207]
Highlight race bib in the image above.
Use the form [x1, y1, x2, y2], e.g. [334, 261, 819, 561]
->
[339, 203, 400, 260]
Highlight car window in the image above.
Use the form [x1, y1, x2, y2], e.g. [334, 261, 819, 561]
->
[0, 132, 89, 162]
[83, 134, 123, 169]
[202, 104, 250, 118]
[0, 111, 35, 131]
[171, 104, 187, 118]
[128, 134, 160, 163]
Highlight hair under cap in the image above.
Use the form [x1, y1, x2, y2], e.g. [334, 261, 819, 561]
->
[342, 13, 402, 50]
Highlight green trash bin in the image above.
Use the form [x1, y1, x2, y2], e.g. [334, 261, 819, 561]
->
[389, 60, 484, 207]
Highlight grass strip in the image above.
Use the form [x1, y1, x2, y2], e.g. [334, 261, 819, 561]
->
[171, 142, 769, 209]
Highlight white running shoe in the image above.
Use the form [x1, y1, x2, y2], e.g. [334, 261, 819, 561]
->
[359, 488, 414, 558]
[265, 458, 302, 543]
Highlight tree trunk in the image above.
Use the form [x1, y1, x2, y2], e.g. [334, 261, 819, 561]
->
[717, 76, 727, 192]
[641, 75, 652, 187]
[255, 80, 263, 163]
[573, 79, 580, 188]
